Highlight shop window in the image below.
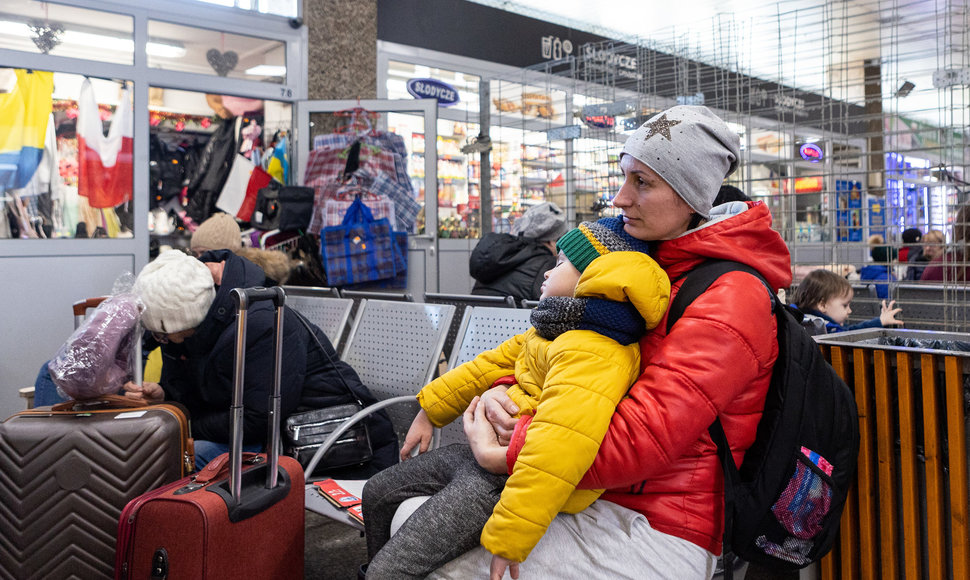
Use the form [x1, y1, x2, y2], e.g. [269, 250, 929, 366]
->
[385, 60, 481, 118]
[0, 1, 134, 65]
[147, 20, 286, 84]
[194, 0, 299, 18]
[0, 68, 133, 239]
[149, 87, 292, 252]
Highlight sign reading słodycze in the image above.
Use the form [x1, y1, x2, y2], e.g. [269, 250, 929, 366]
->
[407, 78, 460, 106]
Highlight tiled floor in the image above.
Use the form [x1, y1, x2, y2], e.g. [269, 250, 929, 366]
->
[305, 510, 368, 579]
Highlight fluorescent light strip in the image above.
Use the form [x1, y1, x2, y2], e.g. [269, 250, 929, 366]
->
[245, 65, 286, 76]
[0, 20, 186, 58]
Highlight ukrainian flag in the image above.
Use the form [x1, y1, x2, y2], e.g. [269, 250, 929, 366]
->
[0, 69, 54, 192]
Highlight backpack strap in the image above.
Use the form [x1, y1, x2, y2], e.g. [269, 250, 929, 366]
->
[665, 260, 775, 570]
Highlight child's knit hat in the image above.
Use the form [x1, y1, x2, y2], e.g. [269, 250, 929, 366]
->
[556, 216, 650, 272]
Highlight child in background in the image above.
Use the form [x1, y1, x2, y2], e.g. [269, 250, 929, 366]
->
[791, 268, 902, 334]
[362, 217, 670, 579]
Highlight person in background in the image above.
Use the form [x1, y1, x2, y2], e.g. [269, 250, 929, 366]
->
[122, 249, 398, 473]
[898, 227, 922, 263]
[859, 234, 897, 299]
[790, 268, 902, 334]
[363, 218, 669, 579]
[921, 206, 970, 282]
[907, 229, 944, 280]
[190, 211, 295, 285]
[430, 105, 791, 579]
[713, 184, 751, 205]
[470, 201, 569, 303]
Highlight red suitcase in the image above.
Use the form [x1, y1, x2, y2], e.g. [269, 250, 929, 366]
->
[115, 287, 304, 580]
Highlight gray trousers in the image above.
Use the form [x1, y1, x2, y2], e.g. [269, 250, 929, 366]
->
[362, 444, 508, 579]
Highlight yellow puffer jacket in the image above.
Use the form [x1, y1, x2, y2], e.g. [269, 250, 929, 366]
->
[416, 251, 670, 562]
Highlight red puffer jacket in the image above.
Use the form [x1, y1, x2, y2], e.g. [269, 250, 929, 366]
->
[508, 201, 791, 556]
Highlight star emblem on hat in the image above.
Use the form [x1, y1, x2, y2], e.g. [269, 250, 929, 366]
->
[642, 114, 681, 141]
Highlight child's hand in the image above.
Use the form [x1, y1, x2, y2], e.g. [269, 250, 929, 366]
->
[489, 553, 520, 580]
[879, 299, 903, 326]
[400, 409, 434, 461]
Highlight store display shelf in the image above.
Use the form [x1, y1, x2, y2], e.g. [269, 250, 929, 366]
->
[521, 159, 563, 170]
[521, 176, 550, 187]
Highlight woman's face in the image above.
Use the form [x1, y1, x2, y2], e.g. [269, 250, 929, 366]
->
[612, 155, 695, 241]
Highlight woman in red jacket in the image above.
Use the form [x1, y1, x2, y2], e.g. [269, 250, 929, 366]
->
[429, 106, 792, 580]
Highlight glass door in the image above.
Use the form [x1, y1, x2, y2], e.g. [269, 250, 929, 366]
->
[294, 98, 439, 296]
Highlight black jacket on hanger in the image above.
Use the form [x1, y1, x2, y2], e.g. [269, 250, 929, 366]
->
[184, 117, 238, 222]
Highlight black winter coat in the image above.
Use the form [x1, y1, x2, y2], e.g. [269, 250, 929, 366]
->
[469, 233, 556, 303]
[158, 250, 398, 474]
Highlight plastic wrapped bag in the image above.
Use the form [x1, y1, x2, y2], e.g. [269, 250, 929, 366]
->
[48, 292, 141, 400]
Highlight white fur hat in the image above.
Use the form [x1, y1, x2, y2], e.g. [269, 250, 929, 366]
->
[621, 105, 740, 218]
[134, 250, 216, 334]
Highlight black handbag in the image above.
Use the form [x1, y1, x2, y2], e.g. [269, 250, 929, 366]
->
[278, 186, 315, 232]
[252, 183, 281, 230]
[284, 403, 372, 470]
[285, 312, 374, 473]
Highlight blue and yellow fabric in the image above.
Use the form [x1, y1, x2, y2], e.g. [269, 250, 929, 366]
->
[0, 69, 54, 192]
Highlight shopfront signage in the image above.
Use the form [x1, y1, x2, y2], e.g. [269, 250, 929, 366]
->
[676, 92, 705, 106]
[546, 125, 583, 141]
[541, 35, 574, 60]
[799, 143, 823, 162]
[932, 68, 970, 88]
[794, 176, 823, 193]
[583, 115, 615, 128]
[581, 101, 635, 117]
[407, 78, 459, 106]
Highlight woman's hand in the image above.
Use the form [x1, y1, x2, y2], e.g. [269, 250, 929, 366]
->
[480, 386, 518, 446]
[123, 380, 164, 402]
[490, 553, 520, 580]
[879, 299, 903, 326]
[400, 409, 434, 461]
[464, 397, 509, 474]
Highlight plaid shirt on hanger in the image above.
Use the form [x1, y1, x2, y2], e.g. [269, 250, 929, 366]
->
[311, 133, 413, 189]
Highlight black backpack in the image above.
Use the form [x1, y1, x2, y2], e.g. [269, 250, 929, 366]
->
[667, 260, 859, 574]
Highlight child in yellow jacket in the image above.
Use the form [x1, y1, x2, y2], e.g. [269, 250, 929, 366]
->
[362, 217, 670, 579]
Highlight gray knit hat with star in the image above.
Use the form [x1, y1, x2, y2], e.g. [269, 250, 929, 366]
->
[621, 105, 740, 219]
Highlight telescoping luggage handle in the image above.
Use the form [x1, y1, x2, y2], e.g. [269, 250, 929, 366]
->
[229, 287, 285, 500]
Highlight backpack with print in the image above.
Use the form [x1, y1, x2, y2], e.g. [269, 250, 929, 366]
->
[667, 260, 859, 575]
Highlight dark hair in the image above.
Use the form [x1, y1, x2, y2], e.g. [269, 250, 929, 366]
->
[713, 184, 751, 206]
[791, 269, 852, 311]
[901, 227, 922, 244]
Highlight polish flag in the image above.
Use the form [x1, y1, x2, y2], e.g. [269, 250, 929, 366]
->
[77, 78, 133, 209]
[216, 154, 275, 221]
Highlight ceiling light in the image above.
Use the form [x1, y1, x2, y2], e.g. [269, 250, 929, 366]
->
[0, 20, 186, 58]
[895, 80, 915, 98]
[245, 65, 286, 76]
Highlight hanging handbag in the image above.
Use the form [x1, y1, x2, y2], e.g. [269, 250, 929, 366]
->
[277, 186, 315, 232]
[284, 313, 373, 473]
[319, 196, 397, 286]
[252, 181, 282, 230]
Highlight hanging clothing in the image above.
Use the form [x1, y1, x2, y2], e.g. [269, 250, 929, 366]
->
[5, 113, 64, 238]
[0, 69, 55, 192]
[77, 78, 133, 209]
[267, 135, 289, 184]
